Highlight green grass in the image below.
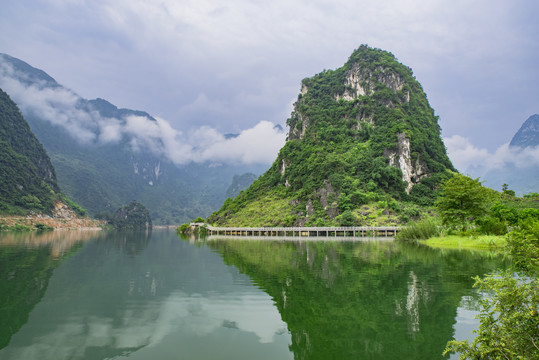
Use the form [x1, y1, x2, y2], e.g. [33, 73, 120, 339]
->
[213, 192, 296, 227]
[421, 235, 507, 251]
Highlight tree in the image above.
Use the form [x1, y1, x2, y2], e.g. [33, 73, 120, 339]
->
[435, 174, 493, 231]
[502, 183, 516, 197]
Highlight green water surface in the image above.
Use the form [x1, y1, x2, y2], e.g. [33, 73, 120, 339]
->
[0, 229, 509, 359]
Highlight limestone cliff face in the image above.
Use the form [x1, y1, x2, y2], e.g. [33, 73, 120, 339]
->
[384, 133, 427, 193]
[288, 111, 310, 141]
[132, 157, 162, 186]
[335, 64, 408, 102]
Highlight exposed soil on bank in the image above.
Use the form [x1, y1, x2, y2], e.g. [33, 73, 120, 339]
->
[0, 201, 105, 230]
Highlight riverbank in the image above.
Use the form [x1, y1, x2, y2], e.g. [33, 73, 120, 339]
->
[0, 214, 105, 231]
[420, 235, 507, 251]
[0, 202, 107, 231]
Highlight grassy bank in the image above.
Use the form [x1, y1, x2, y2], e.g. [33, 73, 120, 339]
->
[420, 235, 507, 251]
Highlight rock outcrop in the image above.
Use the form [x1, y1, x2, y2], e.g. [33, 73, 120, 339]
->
[335, 64, 408, 102]
[384, 133, 428, 193]
[112, 201, 152, 231]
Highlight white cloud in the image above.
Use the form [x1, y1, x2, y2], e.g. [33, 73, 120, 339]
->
[2, 0, 538, 152]
[196, 121, 286, 164]
[97, 119, 122, 143]
[0, 76, 98, 143]
[4, 290, 289, 360]
[0, 60, 285, 166]
[445, 134, 539, 176]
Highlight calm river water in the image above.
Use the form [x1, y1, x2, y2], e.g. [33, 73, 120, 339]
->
[0, 229, 509, 359]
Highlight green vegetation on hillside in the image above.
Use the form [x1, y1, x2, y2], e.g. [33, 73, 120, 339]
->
[25, 112, 263, 225]
[0, 88, 59, 214]
[209, 45, 454, 226]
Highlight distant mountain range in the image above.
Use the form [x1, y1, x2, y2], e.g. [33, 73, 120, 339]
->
[481, 114, 539, 194]
[0, 53, 263, 224]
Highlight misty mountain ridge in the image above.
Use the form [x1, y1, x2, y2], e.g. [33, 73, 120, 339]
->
[510, 114, 539, 148]
[0, 53, 285, 164]
[0, 53, 165, 154]
[0, 53, 267, 224]
[88, 98, 157, 122]
[478, 114, 539, 195]
[0, 53, 59, 89]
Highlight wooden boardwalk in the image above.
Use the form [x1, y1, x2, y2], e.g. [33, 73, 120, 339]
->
[192, 224, 401, 238]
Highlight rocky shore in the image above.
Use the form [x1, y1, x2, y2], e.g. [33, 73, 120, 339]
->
[0, 201, 105, 231]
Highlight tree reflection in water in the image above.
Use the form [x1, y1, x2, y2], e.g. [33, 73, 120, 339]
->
[206, 238, 508, 360]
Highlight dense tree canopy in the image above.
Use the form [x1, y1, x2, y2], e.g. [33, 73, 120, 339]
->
[435, 174, 494, 230]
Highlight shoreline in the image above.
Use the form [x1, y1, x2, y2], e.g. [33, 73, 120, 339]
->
[0, 214, 106, 231]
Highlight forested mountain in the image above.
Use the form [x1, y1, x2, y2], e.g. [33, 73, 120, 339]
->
[209, 45, 455, 226]
[0, 88, 60, 213]
[0, 54, 264, 224]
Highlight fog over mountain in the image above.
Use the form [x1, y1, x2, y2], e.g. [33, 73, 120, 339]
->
[0, 54, 279, 224]
[0, 53, 286, 166]
[1, 51, 537, 205]
[444, 116, 539, 194]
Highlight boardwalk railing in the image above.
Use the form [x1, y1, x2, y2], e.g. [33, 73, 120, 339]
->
[191, 224, 401, 237]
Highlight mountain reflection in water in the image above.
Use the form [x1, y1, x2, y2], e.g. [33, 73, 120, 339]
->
[0, 230, 508, 359]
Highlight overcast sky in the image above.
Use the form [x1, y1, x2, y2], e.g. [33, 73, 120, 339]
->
[1, 0, 538, 171]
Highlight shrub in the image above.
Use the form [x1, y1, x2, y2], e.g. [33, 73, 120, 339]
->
[177, 223, 190, 235]
[444, 273, 538, 359]
[395, 217, 440, 241]
[477, 216, 507, 235]
[64, 197, 87, 217]
[506, 219, 539, 274]
[338, 210, 356, 226]
[444, 219, 539, 359]
[35, 223, 53, 231]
